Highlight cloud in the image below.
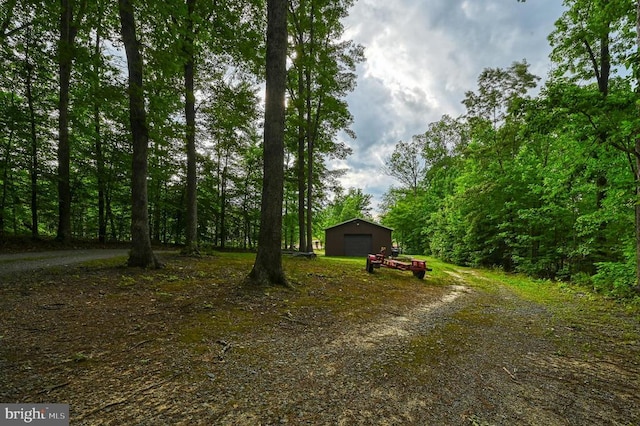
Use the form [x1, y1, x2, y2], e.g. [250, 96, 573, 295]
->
[335, 0, 565, 214]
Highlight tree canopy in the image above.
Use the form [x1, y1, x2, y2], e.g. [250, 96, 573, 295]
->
[381, 1, 640, 296]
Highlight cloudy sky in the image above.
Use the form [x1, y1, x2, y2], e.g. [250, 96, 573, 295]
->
[333, 0, 566, 216]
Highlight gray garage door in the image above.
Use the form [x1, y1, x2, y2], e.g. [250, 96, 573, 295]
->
[344, 234, 372, 257]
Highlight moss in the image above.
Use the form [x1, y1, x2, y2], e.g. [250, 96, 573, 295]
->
[371, 303, 501, 383]
[117, 275, 137, 288]
[180, 307, 267, 344]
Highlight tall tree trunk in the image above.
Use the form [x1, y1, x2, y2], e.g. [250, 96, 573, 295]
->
[242, 179, 251, 250]
[634, 0, 640, 293]
[118, 0, 159, 268]
[220, 164, 227, 249]
[297, 144, 306, 250]
[248, 0, 288, 286]
[25, 34, 39, 240]
[0, 98, 14, 237]
[214, 146, 222, 247]
[150, 156, 162, 244]
[304, 3, 315, 253]
[292, 6, 306, 253]
[94, 11, 106, 243]
[296, 58, 306, 251]
[183, 0, 198, 255]
[636, 147, 640, 293]
[56, 0, 76, 243]
[305, 137, 313, 252]
[106, 189, 117, 240]
[583, 32, 611, 266]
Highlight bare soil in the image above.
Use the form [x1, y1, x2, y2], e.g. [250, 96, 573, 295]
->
[1, 251, 639, 425]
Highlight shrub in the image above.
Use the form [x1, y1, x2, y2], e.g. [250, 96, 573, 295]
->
[592, 261, 636, 298]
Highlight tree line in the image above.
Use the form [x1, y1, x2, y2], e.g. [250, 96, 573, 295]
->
[6, 0, 639, 293]
[381, 0, 640, 296]
[0, 0, 362, 264]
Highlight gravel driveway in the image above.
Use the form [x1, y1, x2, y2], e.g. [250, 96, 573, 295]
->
[0, 249, 129, 277]
[1, 253, 638, 424]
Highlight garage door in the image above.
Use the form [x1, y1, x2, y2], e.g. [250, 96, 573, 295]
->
[344, 234, 372, 257]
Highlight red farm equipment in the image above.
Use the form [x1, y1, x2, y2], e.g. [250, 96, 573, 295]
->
[366, 247, 431, 279]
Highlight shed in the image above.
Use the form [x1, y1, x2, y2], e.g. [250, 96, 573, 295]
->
[324, 218, 393, 257]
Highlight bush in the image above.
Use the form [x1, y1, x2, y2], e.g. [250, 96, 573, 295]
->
[591, 261, 637, 298]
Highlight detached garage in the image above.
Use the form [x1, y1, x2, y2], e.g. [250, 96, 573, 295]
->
[324, 218, 393, 257]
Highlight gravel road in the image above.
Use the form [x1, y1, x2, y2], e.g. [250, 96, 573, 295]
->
[1, 252, 638, 424]
[0, 249, 129, 277]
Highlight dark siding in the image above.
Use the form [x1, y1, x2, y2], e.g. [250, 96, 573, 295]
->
[325, 219, 392, 256]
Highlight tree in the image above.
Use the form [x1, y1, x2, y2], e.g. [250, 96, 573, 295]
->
[247, 0, 288, 286]
[382, 138, 425, 195]
[56, 0, 86, 242]
[1, 0, 267, 247]
[287, 0, 362, 252]
[381, 115, 467, 256]
[182, 0, 198, 255]
[318, 187, 372, 230]
[118, 0, 160, 268]
[633, 0, 640, 292]
[548, 0, 640, 291]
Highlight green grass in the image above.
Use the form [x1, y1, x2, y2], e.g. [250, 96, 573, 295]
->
[55, 250, 638, 364]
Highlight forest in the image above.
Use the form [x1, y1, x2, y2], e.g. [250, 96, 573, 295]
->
[1, 1, 640, 295]
[0, 0, 362, 254]
[382, 1, 640, 297]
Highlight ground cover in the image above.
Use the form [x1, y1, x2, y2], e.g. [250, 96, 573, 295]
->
[1, 251, 639, 425]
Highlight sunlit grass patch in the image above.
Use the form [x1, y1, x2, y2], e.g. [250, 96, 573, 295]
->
[161, 252, 451, 352]
[180, 307, 263, 344]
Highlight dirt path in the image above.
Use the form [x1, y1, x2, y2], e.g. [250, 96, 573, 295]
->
[199, 278, 639, 425]
[1, 256, 638, 425]
[0, 249, 129, 277]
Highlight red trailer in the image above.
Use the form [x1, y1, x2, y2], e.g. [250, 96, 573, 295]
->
[366, 248, 431, 279]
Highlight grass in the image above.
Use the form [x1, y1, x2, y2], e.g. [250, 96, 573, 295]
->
[19, 250, 640, 363]
[3, 249, 640, 424]
[145, 252, 449, 352]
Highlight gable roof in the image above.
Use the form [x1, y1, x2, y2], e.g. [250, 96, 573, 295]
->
[324, 217, 393, 231]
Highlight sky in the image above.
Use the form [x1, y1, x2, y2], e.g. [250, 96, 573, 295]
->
[333, 0, 566, 216]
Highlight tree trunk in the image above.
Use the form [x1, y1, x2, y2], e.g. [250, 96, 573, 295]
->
[151, 167, 162, 244]
[305, 138, 313, 252]
[25, 34, 39, 240]
[118, 0, 159, 268]
[248, 0, 288, 286]
[93, 7, 107, 243]
[94, 15, 106, 243]
[0, 96, 14, 237]
[297, 138, 306, 251]
[105, 190, 115, 240]
[56, 0, 76, 243]
[304, 1, 316, 253]
[634, 0, 640, 293]
[220, 164, 227, 249]
[182, 0, 198, 255]
[636, 150, 640, 293]
[297, 62, 306, 252]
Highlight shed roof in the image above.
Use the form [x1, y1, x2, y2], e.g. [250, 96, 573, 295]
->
[324, 217, 393, 231]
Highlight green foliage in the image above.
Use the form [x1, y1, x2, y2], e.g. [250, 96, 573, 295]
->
[2, 0, 639, 297]
[381, 36, 640, 297]
[0, 0, 269, 246]
[381, 138, 425, 194]
[316, 187, 373, 235]
[592, 259, 637, 298]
